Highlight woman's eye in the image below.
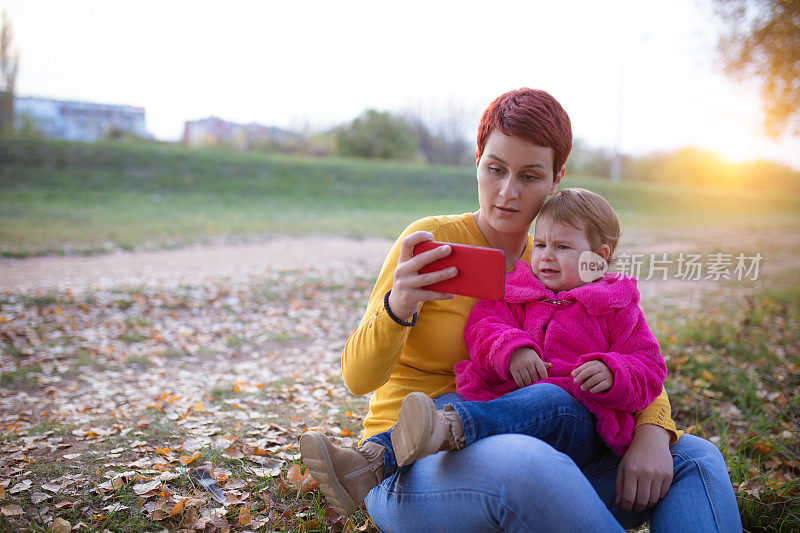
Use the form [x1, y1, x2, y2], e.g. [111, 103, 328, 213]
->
[523, 174, 538, 180]
[557, 245, 570, 250]
[534, 243, 545, 248]
[489, 166, 503, 174]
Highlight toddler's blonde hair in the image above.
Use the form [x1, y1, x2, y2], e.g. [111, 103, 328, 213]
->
[538, 188, 621, 263]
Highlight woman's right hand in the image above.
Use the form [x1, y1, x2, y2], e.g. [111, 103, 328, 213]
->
[387, 231, 458, 321]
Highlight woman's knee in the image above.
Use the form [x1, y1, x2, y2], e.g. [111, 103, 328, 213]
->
[671, 433, 734, 492]
[454, 435, 619, 530]
[463, 434, 579, 494]
[673, 433, 727, 470]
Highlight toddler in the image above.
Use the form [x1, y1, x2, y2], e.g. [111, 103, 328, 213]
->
[302, 188, 667, 515]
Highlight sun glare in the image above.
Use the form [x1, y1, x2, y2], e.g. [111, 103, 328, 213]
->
[710, 131, 762, 164]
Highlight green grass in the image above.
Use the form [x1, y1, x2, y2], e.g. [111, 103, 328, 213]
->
[651, 284, 800, 531]
[0, 364, 41, 387]
[2, 139, 798, 256]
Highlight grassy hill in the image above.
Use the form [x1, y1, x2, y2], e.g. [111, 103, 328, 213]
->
[1, 139, 798, 256]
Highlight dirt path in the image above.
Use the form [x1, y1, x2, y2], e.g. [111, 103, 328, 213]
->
[3, 225, 797, 294]
[0, 236, 393, 293]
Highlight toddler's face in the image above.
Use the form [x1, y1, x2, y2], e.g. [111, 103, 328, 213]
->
[532, 217, 599, 292]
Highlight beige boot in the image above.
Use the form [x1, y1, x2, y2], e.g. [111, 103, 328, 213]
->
[391, 391, 465, 467]
[299, 432, 384, 516]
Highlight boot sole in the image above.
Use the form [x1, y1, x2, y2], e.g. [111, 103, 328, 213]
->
[392, 391, 435, 467]
[299, 432, 356, 516]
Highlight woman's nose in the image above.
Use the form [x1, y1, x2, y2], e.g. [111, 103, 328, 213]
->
[499, 176, 518, 199]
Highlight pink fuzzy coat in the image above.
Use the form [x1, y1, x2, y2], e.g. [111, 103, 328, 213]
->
[456, 261, 666, 455]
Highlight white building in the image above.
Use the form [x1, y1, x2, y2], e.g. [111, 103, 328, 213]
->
[183, 116, 299, 150]
[14, 96, 146, 141]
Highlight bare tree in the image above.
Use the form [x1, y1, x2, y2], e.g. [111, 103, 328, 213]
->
[402, 100, 473, 166]
[0, 9, 20, 135]
[711, 0, 800, 136]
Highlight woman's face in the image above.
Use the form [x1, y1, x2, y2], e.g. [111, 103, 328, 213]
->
[476, 131, 564, 239]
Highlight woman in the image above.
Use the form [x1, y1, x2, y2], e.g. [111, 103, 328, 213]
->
[305, 88, 741, 532]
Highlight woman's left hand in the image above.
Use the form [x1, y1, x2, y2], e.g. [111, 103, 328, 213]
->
[615, 424, 674, 512]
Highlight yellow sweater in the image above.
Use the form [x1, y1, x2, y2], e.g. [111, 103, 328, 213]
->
[342, 213, 683, 444]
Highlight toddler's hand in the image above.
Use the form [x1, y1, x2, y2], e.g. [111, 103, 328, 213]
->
[508, 347, 550, 388]
[572, 360, 614, 393]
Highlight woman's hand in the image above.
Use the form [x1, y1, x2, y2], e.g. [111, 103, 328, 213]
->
[508, 347, 550, 388]
[571, 360, 614, 393]
[615, 424, 674, 512]
[387, 231, 458, 321]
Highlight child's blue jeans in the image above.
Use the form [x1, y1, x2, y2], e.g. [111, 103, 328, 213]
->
[365, 383, 603, 477]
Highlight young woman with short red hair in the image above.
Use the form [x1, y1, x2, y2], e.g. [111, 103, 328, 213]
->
[301, 88, 741, 532]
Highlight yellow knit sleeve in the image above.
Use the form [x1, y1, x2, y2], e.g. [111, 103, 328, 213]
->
[634, 387, 684, 444]
[340, 218, 438, 396]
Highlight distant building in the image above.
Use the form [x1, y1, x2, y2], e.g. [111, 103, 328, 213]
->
[183, 116, 299, 150]
[14, 96, 147, 141]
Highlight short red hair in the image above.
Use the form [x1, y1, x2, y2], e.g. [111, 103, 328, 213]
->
[477, 88, 572, 174]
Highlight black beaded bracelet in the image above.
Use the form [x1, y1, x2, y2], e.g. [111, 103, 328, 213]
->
[384, 290, 417, 327]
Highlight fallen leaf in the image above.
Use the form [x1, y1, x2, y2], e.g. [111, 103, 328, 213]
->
[224, 446, 245, 460]
[249, 466, 282, 478]
[1, 504, 23, 516]
[98, 477, 124, 491]
[753, 442, 772, 454]
[286, 464, 304, 486]
[238, 506, 252, 526]
[179, 451, 201, 466]
[151, 509, 170, 521]
[31, 491, 51, 504]
[51, 517, 72, 533]
[133, 480, 161, 495]
[300, 471, 319, 494]
[188, 508, 211, 529]
[210, 514, 230, 533]
[9, 480, 32, 493]
[224, 492, 246, 505]
[224, 478, 246, 490]
[169, 498, 185, 516]
[103, 503, 129, 513]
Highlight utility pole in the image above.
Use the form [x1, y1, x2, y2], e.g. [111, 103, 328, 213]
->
[0, 9, 20, 135]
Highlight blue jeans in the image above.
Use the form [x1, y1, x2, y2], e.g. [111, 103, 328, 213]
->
[364, 383, 742, 532]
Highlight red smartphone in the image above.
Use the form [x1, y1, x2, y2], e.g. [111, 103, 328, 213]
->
[412, 241, 505, 300]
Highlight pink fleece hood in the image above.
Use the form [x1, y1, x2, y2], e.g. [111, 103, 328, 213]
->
[503, 260, 640, 315]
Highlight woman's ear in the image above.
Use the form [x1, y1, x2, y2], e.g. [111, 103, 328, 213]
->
[596, 244, 611, 262]
[475, 150, 480, 168]
[550, 165, 566, 194]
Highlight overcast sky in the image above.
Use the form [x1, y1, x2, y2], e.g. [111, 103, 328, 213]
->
[3, 0, 799, 169]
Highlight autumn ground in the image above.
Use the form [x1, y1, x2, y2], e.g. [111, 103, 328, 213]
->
[1, 228, 798, 533]
[1, 140, 799, 531]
